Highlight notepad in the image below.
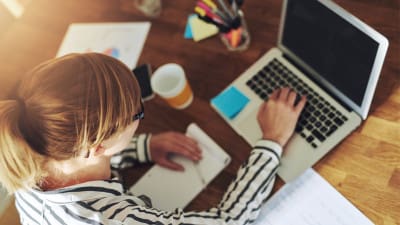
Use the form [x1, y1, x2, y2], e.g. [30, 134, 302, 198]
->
[254, 169, 374, 225]
[184, 14, 196, 39]
[190, 16, 219, 42]
[211, 86, 250, 119]
[129, 123, 231, 211]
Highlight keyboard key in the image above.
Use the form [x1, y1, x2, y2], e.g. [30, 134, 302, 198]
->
[295, 125, 304, 133]
[311, 98, 318, 104]
[246, 79, 252, 85]
[320, 115, 327, 121]
[328, 112, 335, 118]
[315, 121, 322, 128]
[306, 136, 315, 143]
[326, 125, 338, 136]
[312, 130, 326, 142]
[306, 124, 314, 131]
[321, 126, 328, 133]
[333, 117, 344, 126]
[304, 111, 311, 118]
[309, 116, 316, 123]
[295, 94, 302, 105]
[325, 120, 332, 127]
[260, 93, 267, 100]
[299, 118, 307, 126]
[311, 143, 318, 148]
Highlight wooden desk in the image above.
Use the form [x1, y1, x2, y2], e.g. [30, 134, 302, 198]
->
[0, 0, 398, 224]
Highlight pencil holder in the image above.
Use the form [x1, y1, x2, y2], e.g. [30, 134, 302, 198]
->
[220, 10, 250, 51]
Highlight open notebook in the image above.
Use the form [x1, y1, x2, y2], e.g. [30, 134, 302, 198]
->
[129, 123, 231, 211]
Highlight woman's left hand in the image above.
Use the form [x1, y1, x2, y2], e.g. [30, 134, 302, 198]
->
[149, 132, 202, 171]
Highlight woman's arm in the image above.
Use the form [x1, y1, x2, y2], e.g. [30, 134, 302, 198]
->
[102, 140, 280, 225]
[110, 134, 152, 170]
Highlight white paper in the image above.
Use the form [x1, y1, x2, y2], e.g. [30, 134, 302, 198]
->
[254, 169, 374, 225]
[57, 22, 151, 69]
[129, 123, 231, 211]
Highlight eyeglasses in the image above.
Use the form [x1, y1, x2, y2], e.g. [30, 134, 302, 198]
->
[133, 100, 144, 121]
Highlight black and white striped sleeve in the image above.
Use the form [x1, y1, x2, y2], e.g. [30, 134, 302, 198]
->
[109, 139, 282, 225]
[110, 134, 152, 170]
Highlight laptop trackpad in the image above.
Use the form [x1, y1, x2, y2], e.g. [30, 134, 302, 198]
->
[236, 107, 262, 145]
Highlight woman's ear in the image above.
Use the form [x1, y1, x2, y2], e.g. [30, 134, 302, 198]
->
[88, 145, 106, 158]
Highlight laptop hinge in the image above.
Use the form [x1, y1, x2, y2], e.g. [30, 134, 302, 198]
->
[282, 53, 352, 112]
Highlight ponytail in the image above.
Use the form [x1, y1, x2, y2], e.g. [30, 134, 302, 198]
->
[0, 100, 45, 193]
[0, 53, 141, 193]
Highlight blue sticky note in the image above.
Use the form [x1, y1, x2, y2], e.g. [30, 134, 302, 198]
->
[184, 14, 196, 39]
[211, 86, 250, 119]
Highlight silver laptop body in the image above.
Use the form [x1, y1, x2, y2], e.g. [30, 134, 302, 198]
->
[212, 0, 388, 182]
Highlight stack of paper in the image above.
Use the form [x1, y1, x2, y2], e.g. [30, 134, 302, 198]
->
[254, 169, 374, 225]
[57, 22, 151, 69]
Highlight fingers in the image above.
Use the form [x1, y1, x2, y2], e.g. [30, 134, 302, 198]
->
[271, 87, 305, 109]
[171, 143, 202, 161]
[295, 96, 307, 114]
[269, 89, 280, 100]
[279, 87, 290, 101]
[168, 133, 202, 161]
[287, 91, 297, 106]
[158, 158, 184, 171]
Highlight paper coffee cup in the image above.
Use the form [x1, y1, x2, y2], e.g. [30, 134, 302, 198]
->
[151, 63, 193, 109]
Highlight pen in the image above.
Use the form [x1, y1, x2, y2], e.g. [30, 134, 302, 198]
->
[200, 0, 231, 23]
[216, 0, 234, 20]
[231, 0, 238, 17]
[202, 0, 217, 9]
[196, 2, 226, 24]
[197, 15, 230, 33]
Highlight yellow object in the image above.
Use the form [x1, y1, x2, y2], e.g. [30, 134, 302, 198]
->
[190, 17, 219, 42]
[203, 0, 217, 9]
[194, 6, 206, 17]
[230, 28, 242, 47]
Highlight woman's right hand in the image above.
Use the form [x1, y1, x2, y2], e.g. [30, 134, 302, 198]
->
[257, 87, 307, 147]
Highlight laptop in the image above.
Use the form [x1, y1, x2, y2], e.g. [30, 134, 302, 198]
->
[211, 0, 388, 182]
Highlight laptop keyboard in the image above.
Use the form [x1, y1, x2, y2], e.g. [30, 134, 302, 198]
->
[245, 58, 348, 148]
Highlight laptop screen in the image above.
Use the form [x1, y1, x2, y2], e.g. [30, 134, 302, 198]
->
[281, 0, 379, 107]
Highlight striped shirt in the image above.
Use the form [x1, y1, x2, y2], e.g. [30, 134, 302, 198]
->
[15, 134, 282, 225]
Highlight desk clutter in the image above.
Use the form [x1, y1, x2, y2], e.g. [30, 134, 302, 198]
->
[53, 6, 375, 223]
[185, 0, 250, 51]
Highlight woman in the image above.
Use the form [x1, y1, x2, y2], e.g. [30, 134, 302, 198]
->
[0, 53, 305, 224]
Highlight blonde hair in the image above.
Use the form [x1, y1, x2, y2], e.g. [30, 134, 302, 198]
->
[0, 53, 142, 193]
